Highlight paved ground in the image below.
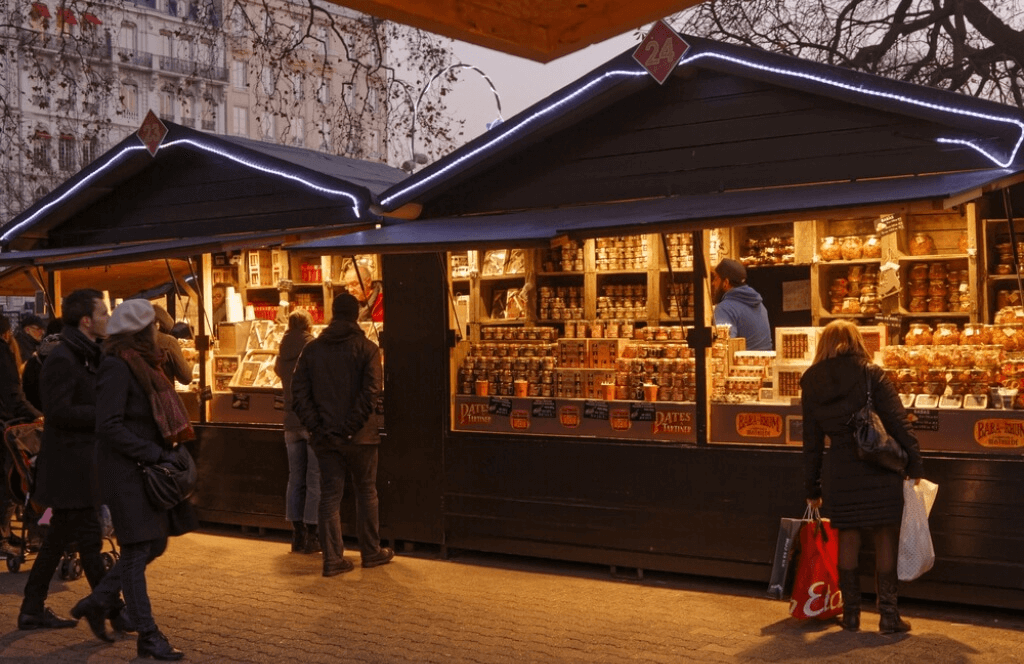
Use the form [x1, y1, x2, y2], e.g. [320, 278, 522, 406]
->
[0, 525, 1021, 663]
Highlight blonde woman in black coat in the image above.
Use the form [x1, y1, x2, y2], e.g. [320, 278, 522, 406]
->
[800, 320, 925, 634]
[71, 300, 196, 660]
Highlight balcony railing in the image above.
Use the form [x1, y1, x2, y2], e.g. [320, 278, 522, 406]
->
[117, 49, 153, 68]
[157, 55, 227, 82]
[16, 30, 111, 60]
[180, 117, 195, 128]
[202, 119, 216, 131]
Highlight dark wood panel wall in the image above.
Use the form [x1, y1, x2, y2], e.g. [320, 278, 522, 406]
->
[423, 71, 998, 217]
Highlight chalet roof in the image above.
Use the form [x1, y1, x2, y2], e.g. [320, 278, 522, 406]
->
[377, 34, 1024, 217]
[292, 168, 1024, 254]
[1, 113, 407, 253]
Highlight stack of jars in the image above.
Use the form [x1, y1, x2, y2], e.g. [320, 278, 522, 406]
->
[596, 236, 648, 271]
[597, 283, 646, 320]
[664, 282, 694, 319]
[664, 233, 694, 271]
[613, 345, 696, 401]
[458, 342, 558, 397]
[905, 262, 968, 313]
[828, 265, 880, 314]
[538, 286, 584, 320]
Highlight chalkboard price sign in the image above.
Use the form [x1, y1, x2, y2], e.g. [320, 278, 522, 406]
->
[631, 402, 655, 421]
[489, 397, 512, 417]
[531, 399, 556, 418]
[877, 213, 904, 237]
[584, 400, 609, 420]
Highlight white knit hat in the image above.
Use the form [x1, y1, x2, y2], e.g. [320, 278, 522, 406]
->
[107, 299, 156, 336]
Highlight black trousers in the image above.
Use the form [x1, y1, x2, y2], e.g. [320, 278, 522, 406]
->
[20, 507, 107, 615]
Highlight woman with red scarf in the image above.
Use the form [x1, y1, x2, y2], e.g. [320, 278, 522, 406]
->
[70, 299, 196, 660]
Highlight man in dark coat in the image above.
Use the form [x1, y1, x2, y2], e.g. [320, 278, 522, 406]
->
[18, 289, 129, 632]
[291, 292, 392, 576]
[14, 314, 45, 366]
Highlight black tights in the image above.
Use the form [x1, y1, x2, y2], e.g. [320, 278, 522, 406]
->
[838, 524, 899, 573]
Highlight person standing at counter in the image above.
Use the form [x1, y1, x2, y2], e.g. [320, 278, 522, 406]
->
[211, 283, 228, 331]
[710, 258, 773, 351]
[344, 265, 383, 323]
[274, 309, 320, 555]
[291, 292, 392, 576]
[800, 320, 925, 634]
[152, 305, 192, 386]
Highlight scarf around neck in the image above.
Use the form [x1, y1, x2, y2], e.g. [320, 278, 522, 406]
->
[117, 348, 195, 446]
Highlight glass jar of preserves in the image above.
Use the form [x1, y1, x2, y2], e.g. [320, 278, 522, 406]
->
[960, 323, 991, 345]
[904, 323, 933, 346]
[842, 297, 862, 314]
[908, 280, 928, 297]
[862, 235, 881, 259]
[928, 281, 948, 298]
[933, 323, 960, 346]
[908, 263, 929, 281]
[819, 236, 841, 261]
[927, 296, 948, 312]
[909, 232, 936, 256]
[841, 236, 864, 260]
[928, 262, 948, 280]
[908, 296, 927, 313]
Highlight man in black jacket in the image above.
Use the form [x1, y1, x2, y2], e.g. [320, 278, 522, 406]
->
[291, 293, 392, 576]
[18, 290, 129, 632]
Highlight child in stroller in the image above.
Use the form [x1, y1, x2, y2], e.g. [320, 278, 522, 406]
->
[2, 420, 118, 574]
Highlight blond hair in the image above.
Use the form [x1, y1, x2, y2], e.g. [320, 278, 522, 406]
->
[812, 319, 872, 364]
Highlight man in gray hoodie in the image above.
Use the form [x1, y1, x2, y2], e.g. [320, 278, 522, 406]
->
[711, 258, 773, 351]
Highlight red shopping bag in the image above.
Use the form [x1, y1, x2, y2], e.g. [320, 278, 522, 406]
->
[788, 517, 843, 620]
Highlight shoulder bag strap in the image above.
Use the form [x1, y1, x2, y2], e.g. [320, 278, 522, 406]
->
[864, 364, 874, 408]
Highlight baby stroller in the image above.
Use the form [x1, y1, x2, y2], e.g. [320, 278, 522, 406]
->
[2, 420, 119, 574]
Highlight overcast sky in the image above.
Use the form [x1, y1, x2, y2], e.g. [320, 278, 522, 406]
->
[440, 30, 644, 145]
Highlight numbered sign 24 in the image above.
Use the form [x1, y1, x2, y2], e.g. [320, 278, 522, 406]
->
[632, 20, 689, 85]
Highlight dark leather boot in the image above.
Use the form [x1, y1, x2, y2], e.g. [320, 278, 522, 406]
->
[303, 525, 321, 554]
[291, 522, 305, 553]
[877, 571, 912, 634]
[137, 628, 184, 661]
[837, 568, 860, 631]
[70, 595, 113, 642]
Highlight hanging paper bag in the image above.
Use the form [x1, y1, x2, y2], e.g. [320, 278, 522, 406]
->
[767, 506, 813, 600]
[789, 514, 843, 620]
[898, 478, 938, 581]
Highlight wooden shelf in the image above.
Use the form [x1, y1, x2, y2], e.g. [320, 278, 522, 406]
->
[816, 258, 882, 266]
[898, 254, 968, 262]
[594, 269, 647, 276]
[479, 318, 526, 325]
[537, 271, 584, 277]
[988, 274, 1024, 282]
[479, 274, 525, 282]
[898, 309, 971, 318]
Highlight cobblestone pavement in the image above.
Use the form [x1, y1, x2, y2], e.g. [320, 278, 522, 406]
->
[0, 527, 1021, 663]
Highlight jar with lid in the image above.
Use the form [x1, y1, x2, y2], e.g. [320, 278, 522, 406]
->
[860, 295, 881, 315]
[819, 236, 841, 261]
[927, 297, 948, 312]
[933, 323, 960, 346]
[928, 281, 948, 298]
[909, 233, 936, 256]
[908, 263, 929, 281]
[908, 280, 928, 297]
[840, 236, 864, 260]
[841, 297, 861, 314]
[928, 262, 948, 280]
[862, 235, 881, 259]
[960, 323, 991, 345]
[904, 323, 933, 346]
[908, 296, 927, 313]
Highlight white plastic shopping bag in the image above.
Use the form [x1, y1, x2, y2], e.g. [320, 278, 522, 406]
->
[898, 478, 938, 581]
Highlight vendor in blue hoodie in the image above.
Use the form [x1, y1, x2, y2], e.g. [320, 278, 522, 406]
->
[711, 258, 773, 351]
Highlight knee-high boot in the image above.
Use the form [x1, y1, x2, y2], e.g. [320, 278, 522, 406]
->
[837, 567, 860, 631]
[877, 571, 912, 634]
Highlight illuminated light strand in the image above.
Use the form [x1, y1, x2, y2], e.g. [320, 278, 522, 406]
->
[380, 68, 649, 207]
[1, 144, 150, 243]
[161, 138, 363, 214]
[678, 50, 1024, 168]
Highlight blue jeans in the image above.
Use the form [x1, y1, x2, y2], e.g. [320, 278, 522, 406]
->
[285, 429, 319, 524]
[91, 537, 166, 634]
[315, 446, 380, 567]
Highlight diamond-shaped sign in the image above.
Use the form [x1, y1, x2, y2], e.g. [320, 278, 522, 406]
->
[137, 110, 168, 157]
[632, 20, 689, 85]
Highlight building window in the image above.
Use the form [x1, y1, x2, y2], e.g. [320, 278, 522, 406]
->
[160, 90, 174, 120]
[231, 60, 248, 89]
[291, 73, 303, 100]
[260, 113, 275, 140]
[58, 135, 76, 171]
[343, 83, 354, 108]
[230, 5, 246, 36]
[367, 85, 378, 113]
[261, 67, 273, 95]
[291, 117, 304, 146]
[232, 106, 248, 136]
[319, 120, 331, 151]
[81, 136, 98, 165]
[122, 83, 138, 119]
[120, 22, 137, 52]
[32, 131, 52, 169]
[316, 79, 330, 105]
[368, 129, 380, 160]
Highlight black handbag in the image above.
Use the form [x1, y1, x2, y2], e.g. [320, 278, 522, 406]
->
[139, 444, 197, 510]
[850, 366, 908, 473]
